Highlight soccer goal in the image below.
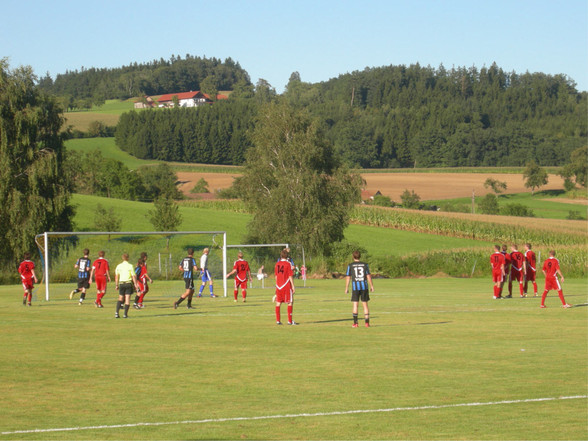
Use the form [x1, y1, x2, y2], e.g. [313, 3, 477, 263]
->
[225, 243, 307, 289]
[35, 231, 228, 301]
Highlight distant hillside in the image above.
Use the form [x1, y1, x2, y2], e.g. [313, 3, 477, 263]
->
[38, 55, 251, 107]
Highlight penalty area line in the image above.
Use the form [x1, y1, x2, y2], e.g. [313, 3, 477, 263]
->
[2, 395, 586, 436]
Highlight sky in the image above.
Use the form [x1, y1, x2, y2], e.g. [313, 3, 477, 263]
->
[2, 0, 587, 92]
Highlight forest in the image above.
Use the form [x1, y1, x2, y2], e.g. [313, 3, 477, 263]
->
[40, 58, 587, 168]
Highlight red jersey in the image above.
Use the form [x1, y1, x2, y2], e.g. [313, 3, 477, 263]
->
[490, 252, 505, 271]
[92, 258, 110, 278]
[275, 259, 293, 290]
[525, 250, 537, 272]
[542, 257, 560, 279]
[18, 260, 35, 280]
[232, 259, 250, 282]
[139, 265, 148, 282]
[510, 251, 525, 272]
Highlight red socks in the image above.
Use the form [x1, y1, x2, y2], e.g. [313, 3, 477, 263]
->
[287, 305, 293, 323]
[275, 306, 281, 322]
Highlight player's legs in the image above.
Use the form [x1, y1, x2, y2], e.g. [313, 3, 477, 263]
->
[362, 301, 370, 326]
[275, 301, 282, 324]
[352, 301, 359, 326]
[287, 302, 295, 324]
[116, 294, 124, 317]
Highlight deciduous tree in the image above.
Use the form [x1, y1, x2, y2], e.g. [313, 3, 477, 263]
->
[523, 161, 548, 195]
[239, 101, 362, 255]
[0, 60, 73, 266]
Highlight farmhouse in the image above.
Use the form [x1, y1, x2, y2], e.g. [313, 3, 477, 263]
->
[156, 91, 228, 108]
[133, 96, 156, 109]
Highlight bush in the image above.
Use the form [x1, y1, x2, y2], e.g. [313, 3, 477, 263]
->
[479, 193, 500, 215]
[190, 178, 210, 193]
[371, 194, 395, 207]
[400, 189, 421, 209]
[439, 201, 470, 213]
[501, 203, 535, 217]
[566, 210, 586, 220]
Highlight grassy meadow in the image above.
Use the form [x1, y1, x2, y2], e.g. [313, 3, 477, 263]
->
[0, 278, 586, 440]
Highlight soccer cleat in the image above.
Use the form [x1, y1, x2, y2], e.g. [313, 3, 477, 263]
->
[352, 323, 359, 328]
[540, 305, 546, 308]
[210, 294, 217, 298]
[562, 304, 572, 308]
[186, 305, 194, 309]
[123, 315, 128, 319]
[504, 294, 512, 298]
[520, 294, 527, 298]
[276, 321, 282, 325]
[365, 323, 370, 327]
[27, 303, 32, 307]
[198, 294, 202, 298]
[243, 299, 246, 303]
[173, 302, 178, 309]
[493, 296, 502, 299]
[133, 304, 140, 310]
[78, 301, 83, 306]
[234, 299, 238, 303]
[288, 321, 298, 325]
[115, 313, 120, 318]
[94, 301, 99, 308]
[98, 304, 104, 308]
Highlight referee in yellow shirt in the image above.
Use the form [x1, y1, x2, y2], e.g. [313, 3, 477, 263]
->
[115, 253, 138, 318]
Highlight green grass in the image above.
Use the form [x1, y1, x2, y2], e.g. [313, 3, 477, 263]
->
[65, 138, 160, 169]
[344, 224, 491, 257]
[0, 278, 586, 439]
[66, 99, 136, 115]
[431, 190, 587, 220]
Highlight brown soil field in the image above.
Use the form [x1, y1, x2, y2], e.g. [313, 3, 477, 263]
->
[176, 171, 566, 201]
[362, 173, 565, 200]
[177, 172, 240, 197]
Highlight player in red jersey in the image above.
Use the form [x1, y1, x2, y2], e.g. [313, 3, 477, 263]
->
[90, 250, 111, 308]
[540, 250, 571, 308]
[499, 244, 511, 297]
[18, 252, 38, 306]
[490, 245, 505, 299]
[226, 251, 251, 302]
[134, 253, 153, 309]
[523, 243, 538, 297]
[507, 244, 526, 298]
[274, 249, 296, 325]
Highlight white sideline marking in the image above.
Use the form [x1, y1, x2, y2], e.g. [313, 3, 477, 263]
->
[2, 395, 586, 436]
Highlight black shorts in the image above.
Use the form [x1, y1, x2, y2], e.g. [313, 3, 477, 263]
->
[351, 290, 370, 302]
[118, 282, 134, 296]
[77, 277, 90, 289]
[184, 278, 194, 290]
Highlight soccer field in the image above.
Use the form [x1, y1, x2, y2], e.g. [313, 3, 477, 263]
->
[0, 278, 586, 440]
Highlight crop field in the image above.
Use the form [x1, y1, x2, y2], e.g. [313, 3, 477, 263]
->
[0, 278, 586, 440]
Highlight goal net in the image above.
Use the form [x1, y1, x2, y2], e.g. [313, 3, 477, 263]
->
[35, 231, 228, 301]
[225, 243, 307, 290]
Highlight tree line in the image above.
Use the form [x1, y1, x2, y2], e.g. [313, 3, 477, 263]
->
[112, 62, 586, 168]
[37, 54, 252, 109]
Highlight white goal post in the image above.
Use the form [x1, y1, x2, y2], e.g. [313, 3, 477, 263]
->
[35, 231, 228, 300]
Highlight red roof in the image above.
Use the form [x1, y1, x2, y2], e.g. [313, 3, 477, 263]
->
[158, 91, 204, 103]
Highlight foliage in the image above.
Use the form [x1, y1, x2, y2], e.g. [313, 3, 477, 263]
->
[38, 54, 251, 101]
[373, 194, 395, 207]
[148, 197, 182, 232]
[478, 193, 500, 214]
[500, 203, 535, 217]
[560, 145, 587, 188]
[483, 177, 507, 193]
[115, 100, 256, 164]
[566, 210, 586, 220]
[523, 161, 549, 194]
[0, 60, 74, 266]
[190, 178, 210, 193]
[239, 101, 362, 255]
[65, 150, 180, 201]
[94, 204, 122, 236]
[400, 189, 421, 208]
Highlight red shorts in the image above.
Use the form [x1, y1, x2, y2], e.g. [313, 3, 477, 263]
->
[21, 278, 34, 291]
[544, 277, 561, 291]
[234, 278, 247, 290]
[525, 270, 536, 282]
[510, 269, 524, 283]
[95, 276, 107, 292]
[275, 284, 293, 303]
[137, 281, 146, 294]
[492, 270, 503, 283]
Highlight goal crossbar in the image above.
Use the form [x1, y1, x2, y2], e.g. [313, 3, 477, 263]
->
[35, 231, 228, 300]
